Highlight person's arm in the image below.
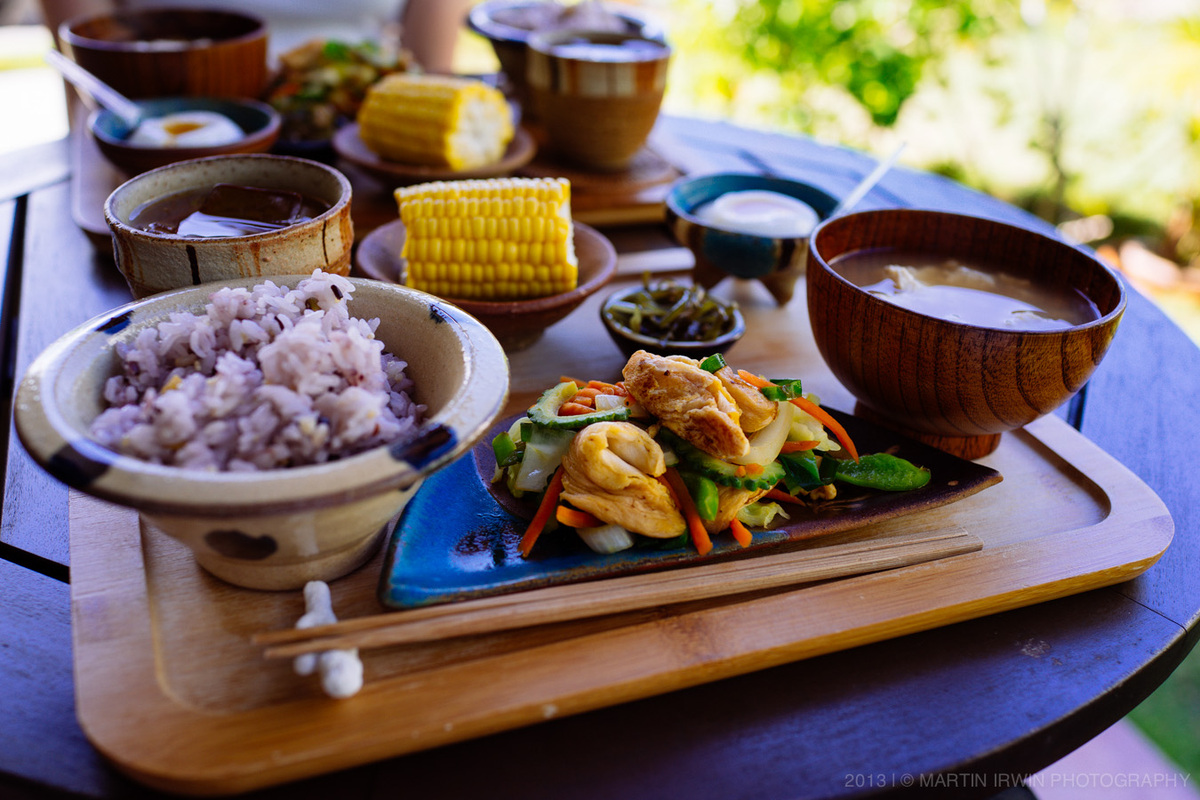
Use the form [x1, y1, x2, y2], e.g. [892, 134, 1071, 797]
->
[399, 0, 472, 74]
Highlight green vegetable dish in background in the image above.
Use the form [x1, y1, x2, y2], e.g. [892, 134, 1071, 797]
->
[491, 349, 931, 559]
[264, 40, 412, 144]
[603, 275, 739, 342]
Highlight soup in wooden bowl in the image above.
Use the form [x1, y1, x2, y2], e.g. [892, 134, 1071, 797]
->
[807, 209, 1126, 459]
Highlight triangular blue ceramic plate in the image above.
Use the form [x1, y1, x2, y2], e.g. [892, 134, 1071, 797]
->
[378, 408, 1001, 609]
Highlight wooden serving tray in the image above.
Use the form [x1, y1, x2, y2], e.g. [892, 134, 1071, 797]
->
[69, 412, 1172, 796]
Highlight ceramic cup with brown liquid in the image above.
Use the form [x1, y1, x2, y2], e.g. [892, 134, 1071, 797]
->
[526, 29, 671, 172]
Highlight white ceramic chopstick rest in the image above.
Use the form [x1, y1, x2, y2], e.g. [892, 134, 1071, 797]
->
[294, 581, 363, 699]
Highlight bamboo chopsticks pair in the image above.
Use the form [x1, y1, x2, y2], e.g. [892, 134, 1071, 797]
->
[253, 525, 981, 660]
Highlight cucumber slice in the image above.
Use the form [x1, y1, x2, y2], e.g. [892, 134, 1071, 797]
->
[660, 429, 784, 491]
[528, 381, 631, 429]
[512, 424, 575, 493]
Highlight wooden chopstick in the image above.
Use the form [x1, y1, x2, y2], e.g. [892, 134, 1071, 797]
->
[256, 525, 980, 659]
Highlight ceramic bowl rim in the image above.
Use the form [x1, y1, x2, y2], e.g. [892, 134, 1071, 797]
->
[88, 97, 281, 151]
[666, 172, 840, 242]
[599, 283, 746, 352]
[525, 28, 672, 61]
[103, 153, 350, 243]
[14, 277, 509, 518]
[60, 6, 267, 53]
[807, 207, 1128, 337]
[467, 0, 664, 45]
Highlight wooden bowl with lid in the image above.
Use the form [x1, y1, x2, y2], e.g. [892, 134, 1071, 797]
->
[806, 208, 1126, 459]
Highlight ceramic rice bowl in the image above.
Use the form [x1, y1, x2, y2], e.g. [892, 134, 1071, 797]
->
[14, 276, 509, 590]
[105, 154, 354, 299]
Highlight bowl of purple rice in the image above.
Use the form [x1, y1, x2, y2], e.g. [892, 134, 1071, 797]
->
[14, 270, 509, 590]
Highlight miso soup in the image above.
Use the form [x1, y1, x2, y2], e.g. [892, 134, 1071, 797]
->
[831, 249, 1100, 331]
[129, 183, 330, 238]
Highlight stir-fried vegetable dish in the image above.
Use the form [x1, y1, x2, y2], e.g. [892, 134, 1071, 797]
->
[492, 350, 931, 558]
[264, 40, 412, 143]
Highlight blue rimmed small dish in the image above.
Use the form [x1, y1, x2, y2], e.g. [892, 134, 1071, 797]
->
[90, 97, 281, 176]
[665, 172, 839, 305]
[14, 276, 508, 590]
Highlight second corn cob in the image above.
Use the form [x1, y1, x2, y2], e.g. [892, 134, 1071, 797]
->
[396, 177, 577, 300]
[357, 74, 514, 171]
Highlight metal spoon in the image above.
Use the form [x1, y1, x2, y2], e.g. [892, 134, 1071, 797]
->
[44, 49, 144, 138]
[830, 142, 907, 218]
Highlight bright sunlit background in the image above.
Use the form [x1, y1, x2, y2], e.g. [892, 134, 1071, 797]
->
[2, 0, 1199, 783]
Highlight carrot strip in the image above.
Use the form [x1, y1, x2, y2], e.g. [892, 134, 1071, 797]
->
[574, 387, 601, 402]
[790, 395, 859, 462]
[660, 469, 713, 556]
[729, 516, 753, 547]
[765, 488, 804, 504]
[519, 467, 564, 558]
[780, 440, 820, 453]
[735, 369, 860, 462]
[736, 369, 771, 389]
[585, 380, 618, 393]
[556, 505, 602, 529]
[744, 463, 764, 476]
[559, 375, 585, 388]
[559, 401, 595, 416]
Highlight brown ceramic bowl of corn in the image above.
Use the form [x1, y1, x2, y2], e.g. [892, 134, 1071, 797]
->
[355, 176, 617, 351]
[333, 73, 536, 184]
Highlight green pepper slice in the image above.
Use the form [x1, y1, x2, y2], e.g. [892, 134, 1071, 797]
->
[679, 471, 720, 521]
[834, 453, 931, 491]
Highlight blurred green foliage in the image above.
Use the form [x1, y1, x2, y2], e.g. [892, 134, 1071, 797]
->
[661, 0, 1200, 265]
[723, 0, 1009, 127]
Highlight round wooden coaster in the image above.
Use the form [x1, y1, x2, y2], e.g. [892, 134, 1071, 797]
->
[519, 145, 678, 194]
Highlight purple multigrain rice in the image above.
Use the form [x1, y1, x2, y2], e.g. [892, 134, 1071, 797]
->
[89, 271, 425, 471]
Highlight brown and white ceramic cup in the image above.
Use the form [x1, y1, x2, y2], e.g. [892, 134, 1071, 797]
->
[526, 30, 671, 171]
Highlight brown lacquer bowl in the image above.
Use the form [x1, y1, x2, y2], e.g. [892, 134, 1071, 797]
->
[807, 209, 1126, 459]
[59, 7, 269, 101]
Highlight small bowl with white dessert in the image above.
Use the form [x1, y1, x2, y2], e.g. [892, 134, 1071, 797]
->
[665, 172, 839, 306]
[89, 97, 282, 176]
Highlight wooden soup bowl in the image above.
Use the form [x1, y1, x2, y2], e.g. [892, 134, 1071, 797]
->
[59, 7, 269, 101]
[807, 209, 1126, 459]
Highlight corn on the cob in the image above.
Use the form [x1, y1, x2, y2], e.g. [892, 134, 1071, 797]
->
[357, 74, 514, 171]
[395, 177, 577, 300]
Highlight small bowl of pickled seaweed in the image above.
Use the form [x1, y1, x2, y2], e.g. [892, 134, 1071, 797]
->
[600, 276, 745, 360]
